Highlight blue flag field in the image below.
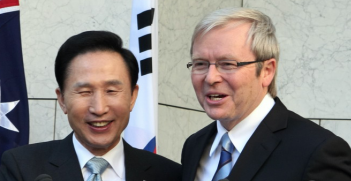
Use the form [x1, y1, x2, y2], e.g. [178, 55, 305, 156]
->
[0, 0, 29, 158]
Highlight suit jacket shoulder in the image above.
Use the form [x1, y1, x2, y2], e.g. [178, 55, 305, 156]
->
[229, 97, 351, 181]
[123, 140, 181, 181]
[0, 133, 83, 181]
[1, 140, 60, 181]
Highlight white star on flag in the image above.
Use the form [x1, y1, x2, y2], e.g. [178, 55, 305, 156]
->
[0, 100, 20, 132]
[0, 80, 20, 132]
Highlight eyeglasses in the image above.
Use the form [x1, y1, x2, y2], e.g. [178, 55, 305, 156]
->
[187, 59, 266, 74]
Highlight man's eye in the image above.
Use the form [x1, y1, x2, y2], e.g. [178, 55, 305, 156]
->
[107, 90, 118, 94]
[193, 62, 208, 68]
[79, 91, 91, 95]
[219, 62, 236, 69]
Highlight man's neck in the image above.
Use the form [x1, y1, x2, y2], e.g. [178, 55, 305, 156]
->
[220, 93, 272, 131]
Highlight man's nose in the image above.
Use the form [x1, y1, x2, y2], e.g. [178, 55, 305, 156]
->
[89, 92, 109, 116]
[204, 64, 222, 85]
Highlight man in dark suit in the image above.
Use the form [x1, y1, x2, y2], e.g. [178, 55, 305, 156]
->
[0, 31, 181, 181]
[182, 8, 351, 181]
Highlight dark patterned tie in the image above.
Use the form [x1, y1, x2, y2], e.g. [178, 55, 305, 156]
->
[86, 157, 109, 181]
[212, 132, 235, 181]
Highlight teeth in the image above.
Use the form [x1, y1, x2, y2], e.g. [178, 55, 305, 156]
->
[211, 97, 222, 101]
[91, 122, 110, 127]
[209, 94, 223, 100]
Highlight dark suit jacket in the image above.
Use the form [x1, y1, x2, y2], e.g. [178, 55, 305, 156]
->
[0, 133, 181, 181]
[181, 97, 351, 181]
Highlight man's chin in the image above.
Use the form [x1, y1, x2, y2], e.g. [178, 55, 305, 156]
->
[204, 108, 225, 120]
[206, 113, 225, 122]
[85, 141, 116, 155]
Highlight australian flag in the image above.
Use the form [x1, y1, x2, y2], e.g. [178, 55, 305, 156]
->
[0, 0, 29, 158]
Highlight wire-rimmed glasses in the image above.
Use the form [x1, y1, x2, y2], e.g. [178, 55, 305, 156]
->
[186, 60, 266, 74]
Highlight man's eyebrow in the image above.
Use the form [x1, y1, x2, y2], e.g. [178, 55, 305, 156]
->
[73, 82, 92, 89]
[72, 80, 123, 89]
[217, 54, 236, 60]
[105, 80, 123, 86]
[191, 54, 236, 61]
[191, 56, 206, 61]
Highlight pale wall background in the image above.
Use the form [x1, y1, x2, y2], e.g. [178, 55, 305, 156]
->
[21, 0, 351, 163]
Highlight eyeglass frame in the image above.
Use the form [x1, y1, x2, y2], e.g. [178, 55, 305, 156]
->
[186, 59, 267, 74]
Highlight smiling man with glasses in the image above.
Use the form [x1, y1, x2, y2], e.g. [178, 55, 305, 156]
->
[181, 8, 351, 181]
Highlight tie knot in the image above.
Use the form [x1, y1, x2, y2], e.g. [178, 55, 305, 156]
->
[221, 133, 234, 153]
[86, 157, 109, 175]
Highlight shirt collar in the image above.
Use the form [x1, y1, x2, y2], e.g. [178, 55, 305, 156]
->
[72, 134, 125, 178]
[209, 94, 275, 156]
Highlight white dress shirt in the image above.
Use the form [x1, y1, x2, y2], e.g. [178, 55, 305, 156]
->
[195, 94, 275, 181]
[72, 134, 125, 181]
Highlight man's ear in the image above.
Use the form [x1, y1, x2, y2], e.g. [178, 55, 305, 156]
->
[130, 84, 139, 112]
[262, 58, 276, 88]
[55, 88, 67, 114]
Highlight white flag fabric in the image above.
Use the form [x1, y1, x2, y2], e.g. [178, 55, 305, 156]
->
[124, 0, 158, 153]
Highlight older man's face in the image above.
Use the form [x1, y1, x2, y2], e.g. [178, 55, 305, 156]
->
[191, 22, 269, 130]
[56, 50, 138, 155]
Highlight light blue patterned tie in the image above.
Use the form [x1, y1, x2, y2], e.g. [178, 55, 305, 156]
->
[212, 132, 235, 181]
[86, 157, 109, 181]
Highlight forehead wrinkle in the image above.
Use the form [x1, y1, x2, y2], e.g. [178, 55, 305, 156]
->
[217, 54, 236, 61]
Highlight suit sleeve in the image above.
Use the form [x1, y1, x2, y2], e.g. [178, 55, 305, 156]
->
[0, 150, 23, 181]
[303, 136, 351, 181]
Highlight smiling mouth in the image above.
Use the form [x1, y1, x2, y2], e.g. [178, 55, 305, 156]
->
[88, 121, 112, 127]
[208, 94, 226, 101]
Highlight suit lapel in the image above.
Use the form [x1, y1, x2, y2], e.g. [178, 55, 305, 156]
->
[184, 122, 217, 181]
[227, 98, 288, 181]
[228, 124, 281, 181]
[124, 140, 154, 180]
[48, 133, 84, 181]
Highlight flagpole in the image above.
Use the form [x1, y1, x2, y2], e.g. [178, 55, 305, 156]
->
[151, 0, 158, 154]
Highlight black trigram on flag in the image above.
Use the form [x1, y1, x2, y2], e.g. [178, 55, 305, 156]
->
[137, 8, 154, 76]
